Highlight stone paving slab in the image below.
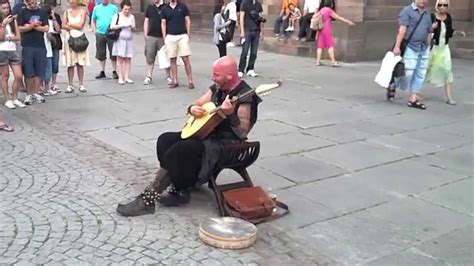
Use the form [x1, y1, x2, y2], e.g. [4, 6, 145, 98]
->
[1, 33, 473, 264]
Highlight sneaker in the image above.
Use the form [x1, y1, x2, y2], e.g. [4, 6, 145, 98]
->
[226, 42, 235, 47]
[143, 76, 152, 85]
[51, 85, 61, 93]
[12, 99, 26, 108]
[238, 71, 244, 78]
[112, 71, 119, 79]
[95, 71, 106, 79]
[285, 27, 291, 32]
[125, 79, 134, 84]
[118, 79, 125, 85]
[166, 76, 173, 85]
[24, 95, 33, 105]
[33, 94, 45, 103]
[4, 100, 15, 109]
[79, 85, 87, 92]
[65, 85, 74, 93]
[42, 89, 58, 96]
[274, 33, 280, 38]
[247, 70, 259, 77]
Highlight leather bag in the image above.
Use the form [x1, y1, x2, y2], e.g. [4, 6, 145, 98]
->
[223, 186, 289, 224]
[68, 33, 89, 52]
[310, 14, 324, 31]
[107, 14, 121, 41]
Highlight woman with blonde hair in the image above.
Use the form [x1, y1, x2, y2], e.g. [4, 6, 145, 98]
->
[425, 0, 465, 105]
[62, 0, 90, 93]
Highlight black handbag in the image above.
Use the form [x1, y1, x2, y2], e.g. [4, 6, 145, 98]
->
[68, 33, 89, 52]
[107, 14, 121, 41]
[48, 32, 62, 50]
[220, 28, 232, 43]
[392, 12, 426, 78]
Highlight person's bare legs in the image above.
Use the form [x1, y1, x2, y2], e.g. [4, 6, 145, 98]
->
[328, 47, 336, 64]
[25, 77, 35, 96]
[444, 83, 455, 104]
[116, 57, 123, 82]
[182, 56, 193, 84]
[170, 57, 178, 84]
[11, 65, 22, 100]
[34, 76, 42, 94]
[100, 60, 106, 72]
[316, 48, 323, 65]
[111, 59, 117, 71]
[146, 62, 154, 78]
[67, 66, 75, 86]
[77, 65, 84, 86]
[0, 66, 11, 101]
[124, 58, 131, 80]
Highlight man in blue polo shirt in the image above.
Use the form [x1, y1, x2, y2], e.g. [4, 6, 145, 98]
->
[92, 0, 118, 79]
[392, 0, 432, 110]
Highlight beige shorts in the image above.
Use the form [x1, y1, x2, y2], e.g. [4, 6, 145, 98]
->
[164, 34, 191, 58]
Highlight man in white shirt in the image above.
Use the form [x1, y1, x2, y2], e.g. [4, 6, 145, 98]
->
[224, 0, 237, 46]
[297, 0, 319, 41]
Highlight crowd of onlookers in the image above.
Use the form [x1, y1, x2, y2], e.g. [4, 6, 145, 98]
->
[0, 0, 466, 132]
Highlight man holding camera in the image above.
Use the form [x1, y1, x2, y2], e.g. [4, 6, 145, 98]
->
[238, 0, 264, 78]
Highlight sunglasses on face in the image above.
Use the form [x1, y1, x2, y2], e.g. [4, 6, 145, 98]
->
[437, 4, 448, 7]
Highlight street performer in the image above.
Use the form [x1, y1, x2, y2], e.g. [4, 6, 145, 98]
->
[117, 56, 261, 217]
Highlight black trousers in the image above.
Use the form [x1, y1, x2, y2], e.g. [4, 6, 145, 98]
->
[229, 20, 237, 42]
[298, 13, 315, 39]
[156, 132, 204, 191]
[217, 41, 227, 57]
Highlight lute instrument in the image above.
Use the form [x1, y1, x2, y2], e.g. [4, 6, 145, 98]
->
[181, 80, 282, 140]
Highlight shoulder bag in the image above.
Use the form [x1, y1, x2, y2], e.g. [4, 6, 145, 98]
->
[67, 11, 89, 52]
[223, 186, 289, 224]
[107, 14, 121, 41]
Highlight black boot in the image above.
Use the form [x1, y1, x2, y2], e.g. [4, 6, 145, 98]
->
[116, 188, 158, 217]
[159, 190, 191, 206]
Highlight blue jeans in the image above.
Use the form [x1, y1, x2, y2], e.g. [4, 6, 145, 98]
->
[44, 57, 53, 85]
[273, 15, 289, 35]
[395, 46, 430, 93]
[239, 30, 260, 73]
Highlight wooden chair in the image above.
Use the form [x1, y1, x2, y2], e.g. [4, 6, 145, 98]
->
[209, 141, 260, 216]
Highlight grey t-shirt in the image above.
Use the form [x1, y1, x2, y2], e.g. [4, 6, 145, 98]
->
[398, 3, 432, 52]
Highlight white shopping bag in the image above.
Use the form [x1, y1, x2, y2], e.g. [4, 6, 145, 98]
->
[158, 46, 170, 69]
[374, 51, 402, 88]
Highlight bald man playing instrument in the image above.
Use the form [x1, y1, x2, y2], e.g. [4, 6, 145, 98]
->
[117, 56, 261, 217]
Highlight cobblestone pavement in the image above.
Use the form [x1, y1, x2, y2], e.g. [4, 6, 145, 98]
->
[0, 111, 327, 265]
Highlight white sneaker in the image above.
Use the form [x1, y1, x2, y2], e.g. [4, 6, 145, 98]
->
[24, 95, 33, 105]
[226, 42, 235, 47]
[247, 70, 259, 77]
[79, 85, 87, 92]
[42, 89, 58, 96]
[65, 85, 74, 93]
[143, 76, 152, 85]
[125, 79, 134, 84]
[285, 27, 291, 32]
[238, 71, 244, 78]
[12, 99, 26, 108]
[4, 100, 15, 109]
[166, 76, 173, 85]
[118, 79, 125, 85]
[33, 94, 45, 103]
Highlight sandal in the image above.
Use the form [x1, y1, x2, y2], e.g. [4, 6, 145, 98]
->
[332, 62, 341, 67]
[407, 100, 427, 110]
[386, 88, 396, 101]
[169, 82, 179, 89]
[0, 123, 14, 132]
[316, 62, 321, 66]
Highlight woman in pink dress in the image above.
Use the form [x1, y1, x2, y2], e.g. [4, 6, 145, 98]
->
[315, 0, 354, 67]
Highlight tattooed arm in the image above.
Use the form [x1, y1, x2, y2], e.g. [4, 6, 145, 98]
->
[233, 103, 252, 139]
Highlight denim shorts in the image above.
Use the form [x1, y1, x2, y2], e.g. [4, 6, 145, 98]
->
[22, 46, 47, 78]
[397, 46, 430, 93]
[0, 51, 21, 65]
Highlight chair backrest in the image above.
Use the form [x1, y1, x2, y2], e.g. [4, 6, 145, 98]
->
[217, 141, 260, 170]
